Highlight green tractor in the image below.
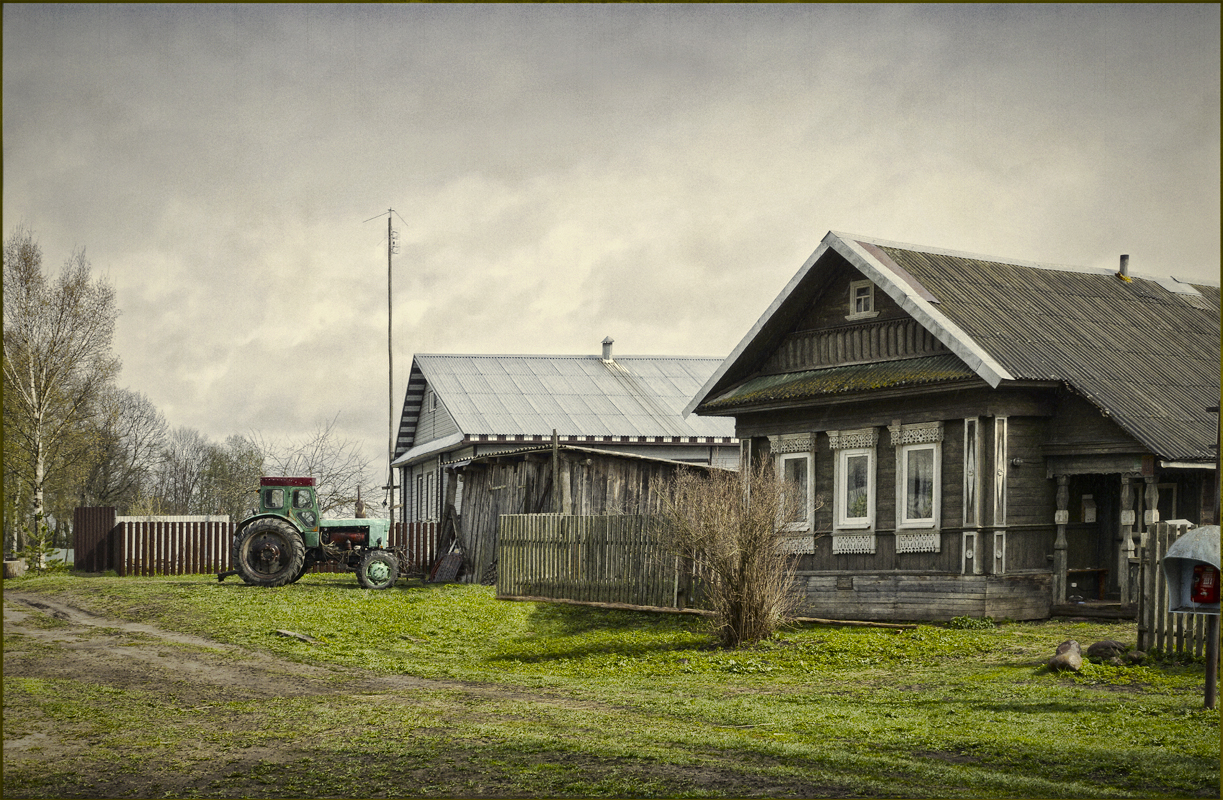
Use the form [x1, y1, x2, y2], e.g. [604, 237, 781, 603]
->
[222, 477, 404, 589]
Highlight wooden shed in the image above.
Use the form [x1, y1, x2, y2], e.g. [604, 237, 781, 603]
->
[443, 443, 727, 583]
[390, 342, 738, 527]
[687, 231, 1219, 622]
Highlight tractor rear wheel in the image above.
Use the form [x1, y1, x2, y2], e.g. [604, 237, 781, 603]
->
[235, 518, 306, 587]
[357, 549, 399, 590]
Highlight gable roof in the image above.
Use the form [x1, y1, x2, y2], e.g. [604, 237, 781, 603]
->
[689, 231, 1220, 462]
[396, 353, 736, 461]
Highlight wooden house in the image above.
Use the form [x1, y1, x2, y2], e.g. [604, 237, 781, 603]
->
[686, 231, 1219, 622]
[391, 339, 737, 527]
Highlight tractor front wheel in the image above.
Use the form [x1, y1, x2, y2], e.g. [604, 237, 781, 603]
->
[235, 519, 306, 587]
[357, 549, 399, 590]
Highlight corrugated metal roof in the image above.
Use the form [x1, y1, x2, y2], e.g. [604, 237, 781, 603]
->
[878, 245, 1219, 461]
[704, 354, 979, 410]
[691, 231, 1219, 462]
[413, 353, 736, 441]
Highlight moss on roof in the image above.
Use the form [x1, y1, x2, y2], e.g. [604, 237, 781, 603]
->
[704, 354, 977, 410]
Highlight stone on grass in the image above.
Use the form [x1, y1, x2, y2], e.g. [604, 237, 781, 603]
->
[1049, 639, 1082, 672]
[1126, 650, 1147, 665]
[1086, 640, 1128, 662]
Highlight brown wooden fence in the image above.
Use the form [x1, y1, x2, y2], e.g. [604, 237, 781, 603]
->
[497, 514, 682, 608]
[73, 507, 439, 578]
[1137, 522, 1215, 658]
[114, 516, 232, 577]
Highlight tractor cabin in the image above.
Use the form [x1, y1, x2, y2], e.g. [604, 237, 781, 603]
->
[687, 231, 1220, 622]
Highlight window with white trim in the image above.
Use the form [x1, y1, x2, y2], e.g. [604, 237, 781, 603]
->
[779, 452, 813, 531]
[847, 279, 879, 321]
[899, 442, 940, 528]
[888, 420, 944, 553]
[838, 449, 873, 528]
[828, 428, 878, 554]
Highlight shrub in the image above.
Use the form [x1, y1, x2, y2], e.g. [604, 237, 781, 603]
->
[651, 460, 803, 648]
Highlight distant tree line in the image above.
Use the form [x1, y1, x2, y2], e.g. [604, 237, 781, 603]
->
[2, 226, 377, 560]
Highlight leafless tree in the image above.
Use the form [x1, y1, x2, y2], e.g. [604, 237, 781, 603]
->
[651, 459, 808, 648]
[152, 426, 212, 515]
[78, 386, 168, 512]
[254, 414, 375, 517]
[199, 435, 264, 522]
[2, 226, 120, 559]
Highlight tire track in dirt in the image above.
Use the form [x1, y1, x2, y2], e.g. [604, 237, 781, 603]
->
[3, 591, 617, 708]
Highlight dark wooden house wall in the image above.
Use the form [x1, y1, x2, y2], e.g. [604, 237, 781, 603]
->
[454, 452, 709, 582]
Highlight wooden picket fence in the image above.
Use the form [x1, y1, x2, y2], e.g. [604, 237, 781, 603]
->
[72, 507, 439, 578]
[1137, 522, 1215, 658]
[497, 514, 684, 608]
[113, 515, 233, 577]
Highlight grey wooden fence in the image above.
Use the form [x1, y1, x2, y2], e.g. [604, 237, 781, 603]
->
[497, 514, 682, 608]
[1137, 522, 1214, 658]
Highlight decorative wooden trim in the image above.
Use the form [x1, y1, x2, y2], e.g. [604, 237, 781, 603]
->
[888, 420, 944, 446]
[831, 532, 876, 555]
[763, 317, 950, 373]
[827, 427, 879, 450]
[896, 530, 941, 554]
[770, 432, 814, 454]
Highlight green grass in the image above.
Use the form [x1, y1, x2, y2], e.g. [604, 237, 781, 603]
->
[3, 571, 1219, 798]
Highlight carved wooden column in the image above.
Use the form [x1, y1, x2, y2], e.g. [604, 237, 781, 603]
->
[1053, 474, 1069, 605]
[1136, 476, 1159, 604]
[1118, 476, 1135, 604]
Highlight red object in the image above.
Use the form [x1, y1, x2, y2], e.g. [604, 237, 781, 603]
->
[323, 530, 366, 548]
[261, 477, 316, 487]
[1191, 564, 1220, 604]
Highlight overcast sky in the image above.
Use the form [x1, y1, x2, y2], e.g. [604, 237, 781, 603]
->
[4, 3, 1219, 485]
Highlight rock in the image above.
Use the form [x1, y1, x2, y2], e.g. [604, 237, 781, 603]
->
[1087, 640, 1128, 662]
[1107, 656, 1125, 667]
[1126, 650, 1147, 665]
[1049, 639, 1082, 672]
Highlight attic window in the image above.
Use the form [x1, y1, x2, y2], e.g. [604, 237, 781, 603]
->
[847, 280, 879, 321]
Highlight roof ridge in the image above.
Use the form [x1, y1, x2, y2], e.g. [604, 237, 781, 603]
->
[831, 230, 1219, 289]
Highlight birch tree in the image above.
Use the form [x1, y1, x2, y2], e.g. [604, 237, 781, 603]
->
[2, 226, 120, 558]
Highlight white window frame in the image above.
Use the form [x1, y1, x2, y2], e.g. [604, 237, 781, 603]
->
[778, 451, 814, 532]
[846, 279, 880, 321]
[835, 447, 875, 530]
[898, 441, 941, 529]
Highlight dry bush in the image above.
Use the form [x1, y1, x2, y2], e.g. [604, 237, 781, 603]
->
[651, 460, 804, 648]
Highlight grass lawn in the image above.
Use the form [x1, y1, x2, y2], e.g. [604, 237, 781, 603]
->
[3, 571, 1219, 798]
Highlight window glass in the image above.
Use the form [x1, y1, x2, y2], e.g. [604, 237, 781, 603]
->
[781, 454, 809, 527]
[293, 489, 312, 509]
[906, 446, 936, 520]
[854, 284, 872, 314]
[264, 488, 284, 509]
[845, 454, 870, 520]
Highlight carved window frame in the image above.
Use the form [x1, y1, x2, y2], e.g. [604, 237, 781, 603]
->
[769, 433, 815, 549]
[829, 428, 877, 533]
[846, 279, 880, 321]
[885, 421, 943, 554]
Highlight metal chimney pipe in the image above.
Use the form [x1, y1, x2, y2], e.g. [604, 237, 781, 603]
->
[1119, 254, 1130, 277]
[601, 336, 614, 362]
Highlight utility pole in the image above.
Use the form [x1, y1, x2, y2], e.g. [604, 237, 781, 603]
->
[387, 210, 396, 538]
